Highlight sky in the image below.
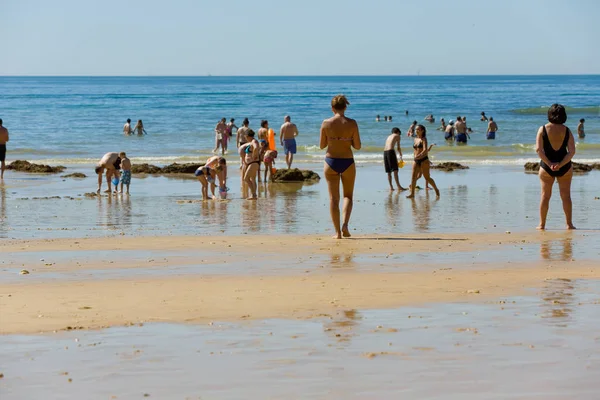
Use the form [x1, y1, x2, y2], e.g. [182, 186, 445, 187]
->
[1, 0, 598, 76]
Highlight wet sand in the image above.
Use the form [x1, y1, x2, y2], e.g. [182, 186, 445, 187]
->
[1, 279, 599, 399]
[1, 164, 599, 398]
[1, 231, 599, 335]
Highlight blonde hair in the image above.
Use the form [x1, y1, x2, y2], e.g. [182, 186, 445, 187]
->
[331, 94, 350, 111]
[119, 152, 126, 158]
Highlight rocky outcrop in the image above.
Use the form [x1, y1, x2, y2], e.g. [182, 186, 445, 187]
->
[524, 162, 593, 173]
[160, 163, 204, 174]
[130, 163, 204, 174]
[131, 163, 163, 174]
[7, 160, 66, 173]
[61, 173, 87, 178]
[272, 168, 320, 182]
[430, 162, 469, 172]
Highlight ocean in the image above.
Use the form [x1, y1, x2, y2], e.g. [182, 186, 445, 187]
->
[1, 75, 599, 166]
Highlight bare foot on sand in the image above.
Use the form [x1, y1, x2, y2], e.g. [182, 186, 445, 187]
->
[342, 225, 351, 238]
[567, 224, 577, 230]
[406, 194, 415, 199]
[536, 225, 545, 230]
[332, 233, 342, 240]
[246, 196, 257, 201]
[398, 186, 407, 191]
[103, 189, 111, 193]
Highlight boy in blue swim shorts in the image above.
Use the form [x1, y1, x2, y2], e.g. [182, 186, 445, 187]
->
[119, 152, 132, 194]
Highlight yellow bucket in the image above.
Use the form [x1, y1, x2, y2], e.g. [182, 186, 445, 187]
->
[397, 160, 405, 168]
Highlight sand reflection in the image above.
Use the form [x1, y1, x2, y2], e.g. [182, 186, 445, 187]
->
[323, 309, 362, 345]
[540, 237, 573, 261]
[540, 278, 575, 327]
[0, 185, 6, 237]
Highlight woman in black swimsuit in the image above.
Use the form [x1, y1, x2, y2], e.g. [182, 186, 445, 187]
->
[407, 125, 440, 199]
[319, 95, 361, 239]
[536, 104, 576, 230]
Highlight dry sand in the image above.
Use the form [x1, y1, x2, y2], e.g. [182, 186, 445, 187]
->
[1, 231, 598, 334]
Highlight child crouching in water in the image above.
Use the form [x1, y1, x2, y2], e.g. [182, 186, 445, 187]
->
[261, 140, 278, 182]
[119, 152, 132, 194]
[195, 156, 227, 200]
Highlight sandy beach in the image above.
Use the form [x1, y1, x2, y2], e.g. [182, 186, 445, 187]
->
[2, 230, 598, 335]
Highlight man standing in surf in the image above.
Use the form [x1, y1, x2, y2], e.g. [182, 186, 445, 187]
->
[280, 115, 299, 169]
[0, 119, 8, 180]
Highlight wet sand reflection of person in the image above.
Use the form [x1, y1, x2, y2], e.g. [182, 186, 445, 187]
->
[409, 195, 433, 232]
[540, 277, 575, 327]
[540, 236, 573, 262]
[323, 309, 362, 346]
[385, 192, 402, 230]
[329, 252, 356, 270]
[0, 185, 6, 237]
[241, 200, 260, 233]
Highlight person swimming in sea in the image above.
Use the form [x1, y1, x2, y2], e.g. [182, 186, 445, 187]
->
[376, 115, 381, 122]
[480, 111, 488, 122]
[487, 117, 498, 140]
[437, 118, 446, 131]
[455, 117, 469, 144]
[406, 125, 440, 199]
[320, 94, 361, 239]
[577, 118, 585, 139]
[424, 114, 435, 123]
[444, 120, 455, 141]
[407, 120, 418, 137]
[133, 120, 147, 135]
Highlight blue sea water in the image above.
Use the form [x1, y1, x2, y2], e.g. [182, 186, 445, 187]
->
[1, 75, 598, 165]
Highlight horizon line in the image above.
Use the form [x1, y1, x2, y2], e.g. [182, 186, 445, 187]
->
[1, 73, 599, 78]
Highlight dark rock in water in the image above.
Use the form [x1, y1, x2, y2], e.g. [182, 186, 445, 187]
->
[524, 162, 540, 171]
[272, 168, 320, 182]
[7, 160, 66, 173]
[573, 162, 593, 172]
[161, 163, 204, 174]
[431, 162, 469, 172]
[524, 161, 593, 173]
[83, 192, 98, 198]
[131, 164, 162, 174]
[61, 173, 87, 179]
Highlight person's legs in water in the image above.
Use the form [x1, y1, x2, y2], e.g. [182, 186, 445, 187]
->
[387, 172, 394, 191]
[286, 151, 293, 169]
[557, 167, 575, 229]
[406, 162, 421, 199]
[537, 168, 555, 230]
[420, 160, 440, 197]
[244, 163, 259, 199]
[340, 163, 356, 238]
[324, 163, 342, 239]
[393, 170, 405, 191]
[198, 175, 209, 200]
[104, 170, 113, 193]
[213, 135, 221, 154]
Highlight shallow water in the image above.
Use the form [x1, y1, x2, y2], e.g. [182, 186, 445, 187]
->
[1, 279, 598, 399]
[1, 164, 599, 240]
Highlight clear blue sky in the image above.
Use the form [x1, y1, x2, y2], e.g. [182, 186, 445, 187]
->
[1, 0, 598, 76]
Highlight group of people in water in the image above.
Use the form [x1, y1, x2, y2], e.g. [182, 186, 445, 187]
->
[378, 111, 500, 144]
[93, 100, 578, 238]
[123, 119, 147, 136]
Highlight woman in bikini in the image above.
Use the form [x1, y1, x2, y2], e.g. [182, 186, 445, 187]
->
[406, 125, 440, 199]
[194, 156, 227, 200]
[319, 95, 361, 239]
[133, 120, 147, 135]
[536, 104, 576, 230]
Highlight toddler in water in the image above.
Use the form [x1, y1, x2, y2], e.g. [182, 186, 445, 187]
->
[119, 152, 132, 194]
[261, 140, 278, 182]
